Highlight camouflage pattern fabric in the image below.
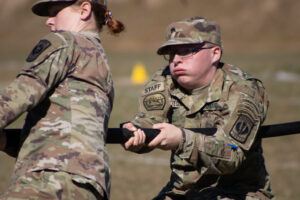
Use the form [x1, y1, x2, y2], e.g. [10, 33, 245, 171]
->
[157, 17, 221, 55]
[131, 63, 275, 200]
[0, 30, 113, 199]
[0, 171, 104, 200]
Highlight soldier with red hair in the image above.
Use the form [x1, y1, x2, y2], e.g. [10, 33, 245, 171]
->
[0, 1, 124, 199]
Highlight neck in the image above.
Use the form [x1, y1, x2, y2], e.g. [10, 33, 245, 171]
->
[73, 15, 98, 32]
[198, 65, 217, 87]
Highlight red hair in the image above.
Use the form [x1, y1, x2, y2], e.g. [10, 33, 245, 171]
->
[75, 0, 125, 34]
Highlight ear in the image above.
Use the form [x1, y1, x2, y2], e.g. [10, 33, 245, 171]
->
[211, 46, 221, 64]
[80, 1, 92, 20]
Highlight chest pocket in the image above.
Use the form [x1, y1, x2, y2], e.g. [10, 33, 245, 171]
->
[170, 100, 229, 129]
[201, 101, 229, 128]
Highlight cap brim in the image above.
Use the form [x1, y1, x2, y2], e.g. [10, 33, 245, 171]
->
[157, 38, 204, 55]
[32, 0, 76, 16]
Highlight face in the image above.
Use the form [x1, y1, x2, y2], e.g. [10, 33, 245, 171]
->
[46, 3, 82, 32]
[167, 43, 221, 90]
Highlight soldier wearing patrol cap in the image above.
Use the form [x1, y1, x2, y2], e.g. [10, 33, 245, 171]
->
[123, 17, 275, 200]
[0, 0, 124, 199]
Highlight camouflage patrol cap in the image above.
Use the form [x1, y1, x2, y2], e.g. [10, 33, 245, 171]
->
[157, 17, 222, 55]
[32, 0, 107, 16]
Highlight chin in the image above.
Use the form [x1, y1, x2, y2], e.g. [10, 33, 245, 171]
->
[177, 77, 189, 85]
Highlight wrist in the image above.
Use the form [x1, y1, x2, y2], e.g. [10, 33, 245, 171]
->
[175, 128, 186, 153]
[174, 128, 197, 161]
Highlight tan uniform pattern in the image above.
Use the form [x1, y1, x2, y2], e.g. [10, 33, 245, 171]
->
[0, 30, 113, 199]
[131, 63, 274, 200]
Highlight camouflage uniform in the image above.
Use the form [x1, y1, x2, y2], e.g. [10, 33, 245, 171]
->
[0, 30, 113, 199]
[130, 17, 275, 200]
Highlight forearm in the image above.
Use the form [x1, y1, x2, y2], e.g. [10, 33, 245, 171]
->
[181, 82, 267, 174]
[0, 76, 47, 128]
[175, 128, 245, 175]
[130, 112, 168, 128]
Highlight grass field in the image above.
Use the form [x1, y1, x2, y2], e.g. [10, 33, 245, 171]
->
[0, 50, 299, 199]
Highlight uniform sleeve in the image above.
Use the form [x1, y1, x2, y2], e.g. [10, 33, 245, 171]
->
[130, 69, 171, 128]
[127, 69, 172, 153]
[0, 32, 74, 129]
[175, 80, 268, 175]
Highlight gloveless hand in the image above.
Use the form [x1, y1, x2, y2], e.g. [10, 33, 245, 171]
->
[148, 123, 182, 150]
[122, 123, 146, 152]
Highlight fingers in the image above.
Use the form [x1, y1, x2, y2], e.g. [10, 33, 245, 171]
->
[148, 123, 165, 148]
[123, 128, 146, 152]
[149, 123, 182, 150]
[122, 123, 144, 152]
[152, 123, 166, 130]
[148, 133, 163, 148]
[122, 122, 137, 132]
[133, 129, 146, 145]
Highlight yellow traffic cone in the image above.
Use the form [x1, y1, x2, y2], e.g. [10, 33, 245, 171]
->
[131, 62, 148, 85]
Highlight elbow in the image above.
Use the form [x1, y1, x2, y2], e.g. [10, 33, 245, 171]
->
[213, 149, 245, 175]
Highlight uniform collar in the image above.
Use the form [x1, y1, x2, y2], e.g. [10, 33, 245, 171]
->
[170, 67, 225, 115]
[79, 30, 101, 42]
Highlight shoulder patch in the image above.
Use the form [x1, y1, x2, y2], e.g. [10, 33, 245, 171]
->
[26, 39, 51, 62]
[143, 93, 166, 111]
[171, 99, 181, 108]
[229, 114, 254, 144]
[143, 83, 165, 95]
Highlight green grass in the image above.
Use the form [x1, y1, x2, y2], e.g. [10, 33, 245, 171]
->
[0, 51, 300, 199]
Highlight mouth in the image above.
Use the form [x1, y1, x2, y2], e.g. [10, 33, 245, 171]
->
[172, 68, 187, 76]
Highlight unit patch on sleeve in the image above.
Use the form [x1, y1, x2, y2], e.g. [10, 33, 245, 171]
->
[143, 93, 166, 111]
[26, 39, 52, 62]
[143, 83, 164, 95]
[229, 114, 254, 144]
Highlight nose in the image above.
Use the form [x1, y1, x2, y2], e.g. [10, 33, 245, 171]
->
[171, 54, 182, 67]
[46, 17, 55, 30]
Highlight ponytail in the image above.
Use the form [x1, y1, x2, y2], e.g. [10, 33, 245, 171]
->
[75, 0, 125, 34]
[104, 10, 125, 34]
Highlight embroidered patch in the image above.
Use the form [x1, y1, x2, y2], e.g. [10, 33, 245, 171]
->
[143, 93, 166, 111]
[143, 83, 164, 95]
[26, 39, 51, 62]
[229, 114, 254, 144]
[171, 99, 181, 108]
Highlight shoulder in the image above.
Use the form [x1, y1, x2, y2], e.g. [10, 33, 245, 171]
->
[222, 63, 258, 82]
[221, 63, 265, 94]
[25, 31, 77, 64]
[142, 66, 171, 95]
[220, 64, 268, 150]
[42, 31, 75, 46]
[151, 65, 171, 80]
[220, 64, 268, 121]
[138, 66, 172, 116]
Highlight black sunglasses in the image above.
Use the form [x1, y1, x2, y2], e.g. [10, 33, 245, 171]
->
[163, 46, 213, 62]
